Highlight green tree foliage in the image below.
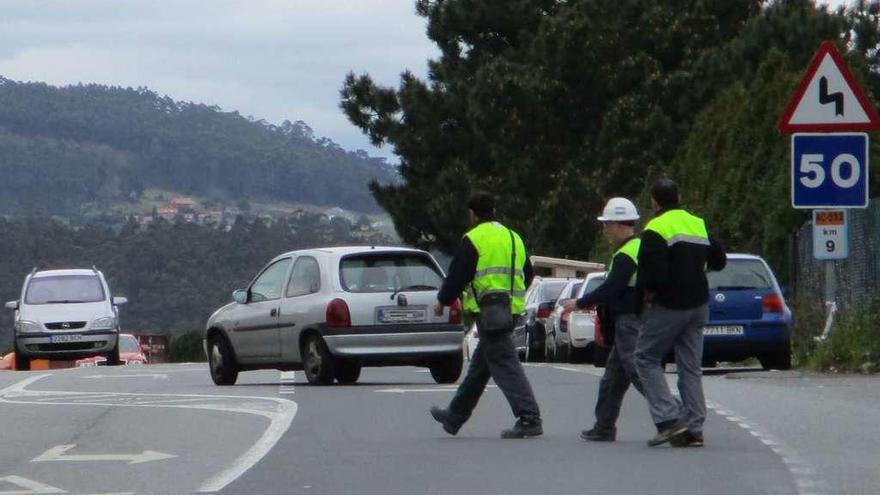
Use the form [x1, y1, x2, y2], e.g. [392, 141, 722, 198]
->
[0, 214, 393, 348]
[0, 79, 396, 214]
[341, 0, 762, 255]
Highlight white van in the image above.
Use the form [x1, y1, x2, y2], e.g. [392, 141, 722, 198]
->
[5, 268, 127, 370]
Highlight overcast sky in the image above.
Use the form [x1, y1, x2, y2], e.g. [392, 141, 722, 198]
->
[0, 1, 855, 162]
[0, 0, 438, 161]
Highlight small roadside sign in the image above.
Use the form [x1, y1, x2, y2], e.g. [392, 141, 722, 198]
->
[778, 41, 880, 133]
[813, 210, 848, 260]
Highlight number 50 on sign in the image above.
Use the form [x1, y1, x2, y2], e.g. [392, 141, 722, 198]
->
[791, 133, 868, 208]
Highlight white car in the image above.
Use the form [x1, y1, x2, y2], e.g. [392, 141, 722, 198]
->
[5, 268, 128, 371]
[566, 272, 606, 363]
[543, 278, 584, 362]
[463, 322, 478, 361]
[204, 246, 465, 386]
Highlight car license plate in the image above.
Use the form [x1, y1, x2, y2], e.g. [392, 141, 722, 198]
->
[50, 334, 84, 344]
[703, 325, 744, 336]
[377, 307, 427, 323]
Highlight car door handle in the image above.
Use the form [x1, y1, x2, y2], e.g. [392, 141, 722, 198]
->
[270, 308, 278, 317]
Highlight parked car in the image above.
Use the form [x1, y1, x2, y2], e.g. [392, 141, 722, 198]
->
[204, 246, 465, 386]
[565, 272, 607, 363]
[515, 277, 571, 362]
[544, 278, 584, 362]
[463, 322, 478, 361]
[119, 334, 148, 365]
[703, 253, 792, 369]
[5, 268, 127, 371]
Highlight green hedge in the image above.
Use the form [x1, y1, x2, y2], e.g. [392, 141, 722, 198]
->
[168, 331, 206, 363]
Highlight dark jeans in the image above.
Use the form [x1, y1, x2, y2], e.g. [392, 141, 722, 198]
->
[447, 326, 541, 426]
[593, 314, 646, 431]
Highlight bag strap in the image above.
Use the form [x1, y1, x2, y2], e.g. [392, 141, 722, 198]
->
[508, 228, 515, 296]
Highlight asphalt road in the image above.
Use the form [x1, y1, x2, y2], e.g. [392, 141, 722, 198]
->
[0, 362, 873, 494]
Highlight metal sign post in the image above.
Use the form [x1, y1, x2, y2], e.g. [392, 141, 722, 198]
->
[779, 40, 878, 340]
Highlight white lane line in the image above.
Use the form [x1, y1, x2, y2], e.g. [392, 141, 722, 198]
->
[0, 374, 298, 494]
[0, 474, 66, 494]
[279, 371, 296, 395]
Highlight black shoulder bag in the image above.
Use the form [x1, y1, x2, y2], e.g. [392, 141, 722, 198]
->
[477, 229, 516, 334]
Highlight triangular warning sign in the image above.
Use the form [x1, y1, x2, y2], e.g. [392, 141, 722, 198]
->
[778, 40, 880, 133]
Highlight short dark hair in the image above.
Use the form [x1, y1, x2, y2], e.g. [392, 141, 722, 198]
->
[467, 190, 495, 218]
[651, 178, 679, 209]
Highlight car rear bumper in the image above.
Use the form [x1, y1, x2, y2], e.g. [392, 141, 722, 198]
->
[322, 323, 464, 358]
[703, 322, 790, 360]
[16, 330, 118, 359]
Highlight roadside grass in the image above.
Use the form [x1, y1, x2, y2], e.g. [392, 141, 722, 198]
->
[788, 296, 826, 368]
[807, 300, 880, 374]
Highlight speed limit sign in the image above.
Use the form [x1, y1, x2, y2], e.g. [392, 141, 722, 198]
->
[813, 210, 848, 260]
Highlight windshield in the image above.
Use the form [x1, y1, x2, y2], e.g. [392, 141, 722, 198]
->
[120, 336, 141, 353]
[25, 275, 106, 304]
[340, 253, 443, 293]
[708, 260, 772, 290]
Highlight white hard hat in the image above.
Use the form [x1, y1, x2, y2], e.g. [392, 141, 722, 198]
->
[597, 197, 640, 222]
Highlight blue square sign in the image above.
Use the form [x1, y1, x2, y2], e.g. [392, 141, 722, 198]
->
[792, 133, 869, 208]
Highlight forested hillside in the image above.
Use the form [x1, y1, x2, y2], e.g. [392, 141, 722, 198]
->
[0, 78, 395, 216]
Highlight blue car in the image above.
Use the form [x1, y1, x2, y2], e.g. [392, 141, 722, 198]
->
[703, 253, 792, 370]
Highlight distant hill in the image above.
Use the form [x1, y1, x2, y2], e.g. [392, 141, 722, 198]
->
[0, 77, 396, 216]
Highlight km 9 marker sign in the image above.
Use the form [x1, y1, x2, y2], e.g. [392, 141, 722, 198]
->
[791, 133, 868, 209]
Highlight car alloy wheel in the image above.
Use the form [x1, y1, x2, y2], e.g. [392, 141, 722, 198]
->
[303, 334, 335, 385]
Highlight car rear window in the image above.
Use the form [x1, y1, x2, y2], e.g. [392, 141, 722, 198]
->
[539, 281, 568, 302]
[582, 276, 605, 295]
[25, 275, 105, 304]
[340, 253, 443, 293]
[708, 260, 772, 290]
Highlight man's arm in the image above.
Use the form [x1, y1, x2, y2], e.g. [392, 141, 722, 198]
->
[571, 255, 636, 309]
[706, 233, 727, 272]
[436, 237, 478, 306]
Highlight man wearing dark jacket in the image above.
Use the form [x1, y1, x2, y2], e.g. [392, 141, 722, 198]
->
[430, 191, 542, 439]
[563, 197, 646, 442]
[635, 179, 726, 447]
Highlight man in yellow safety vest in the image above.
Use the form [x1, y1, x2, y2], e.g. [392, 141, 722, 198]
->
[431, 191, 542, 439]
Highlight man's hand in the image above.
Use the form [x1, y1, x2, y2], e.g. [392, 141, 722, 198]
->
[433, 302, 445, 316]
[562, 299, 578, 312]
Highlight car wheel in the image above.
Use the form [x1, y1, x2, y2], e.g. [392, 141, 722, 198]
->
[593, 345, 610, 368]
[558, 342, 571, 363]
[208, 334, 239, 386]
[759, 349, 792, 371]
[335, 360, 361, 384]
[303, 334, 336, 385]
[105, 343, 121, 366]
[14, 351, 30, 371]
[430, 354, 463, 384]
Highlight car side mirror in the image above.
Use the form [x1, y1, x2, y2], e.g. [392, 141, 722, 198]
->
[112, 297, 128, 306]
[4, 300, 18, 310]
[232, 289, 248, 304]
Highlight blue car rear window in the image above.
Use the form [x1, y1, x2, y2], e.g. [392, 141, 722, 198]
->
[708, 260, 772, 290]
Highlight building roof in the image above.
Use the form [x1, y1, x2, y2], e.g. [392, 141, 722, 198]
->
[530, 255, 605, 271]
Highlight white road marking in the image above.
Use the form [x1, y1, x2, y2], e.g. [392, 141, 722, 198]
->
[0, 374, 298, 494]
[0, 475, 65, 494]
[32, 445, 176, 465]
[83, 374, 168, 380]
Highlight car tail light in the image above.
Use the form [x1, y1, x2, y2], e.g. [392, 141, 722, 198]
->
[537, 306, 553, 319]
[762, 294, 784, 313]
[594, 312, 605, 347]
[449, 299, 463, 324]
[326, 298, 351, 327]
[560, 310, 572, 333]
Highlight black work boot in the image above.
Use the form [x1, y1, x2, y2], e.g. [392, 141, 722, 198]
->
[647, 421, 688, 447]
[580, 426, 616, 442]
[670, 430, 704, 447]
[430, 407, 461, 436]
[501, 418, 543, 439]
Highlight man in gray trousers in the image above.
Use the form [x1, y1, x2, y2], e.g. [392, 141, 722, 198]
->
[635, 179, 726, 447]
[563, 197, 645, 442]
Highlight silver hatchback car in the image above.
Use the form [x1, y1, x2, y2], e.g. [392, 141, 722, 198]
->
[204, 246, 465, 386]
